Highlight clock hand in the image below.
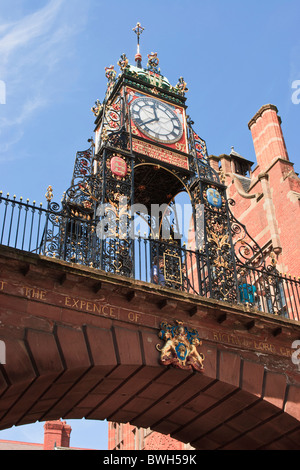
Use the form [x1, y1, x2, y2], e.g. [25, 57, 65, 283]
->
[152, 104, 158, 120]
[142, 117, 159, 125]
[143, 104, 158, 123]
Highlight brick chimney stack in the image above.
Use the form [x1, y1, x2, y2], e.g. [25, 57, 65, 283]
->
[43, 420, 71, 450]
[248, 104, 289, 172]
[247, 103, 300, 275]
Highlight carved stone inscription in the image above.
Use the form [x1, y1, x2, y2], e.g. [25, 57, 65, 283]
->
[0, 278, 295, 359]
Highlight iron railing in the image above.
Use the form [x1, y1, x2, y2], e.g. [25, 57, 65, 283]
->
[0, 193, 48, 254]
[0, 191, 299, 321]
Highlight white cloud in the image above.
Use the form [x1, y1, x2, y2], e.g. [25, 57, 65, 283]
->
[0, 0, 88, 156]
[0, 94, 47, 127]
[0, 0, 64, 69]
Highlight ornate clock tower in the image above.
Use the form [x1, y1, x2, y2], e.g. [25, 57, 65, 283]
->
[55, 22, 287, 323]
[61, 22, 240, 305]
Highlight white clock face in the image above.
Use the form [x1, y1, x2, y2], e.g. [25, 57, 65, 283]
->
[130, 96, 183, 144]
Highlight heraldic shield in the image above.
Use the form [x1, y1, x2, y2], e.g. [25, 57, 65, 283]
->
[156, 320, 204, 372]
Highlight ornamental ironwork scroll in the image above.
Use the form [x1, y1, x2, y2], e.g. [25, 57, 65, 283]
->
[63, 145, 100, 213]
[228, 199, 288, 314]
[95, 93, 128, 154]
[156, 320, 204, 372]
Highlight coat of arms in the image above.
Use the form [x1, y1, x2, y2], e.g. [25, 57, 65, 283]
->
[110, 156, 127, 178]
[206, 188, 222, 208]
[156, 320, 204, 372]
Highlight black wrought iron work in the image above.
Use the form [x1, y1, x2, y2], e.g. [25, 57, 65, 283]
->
[63, 145, 101, 217]
[187, 179, 239, 303]
[0, 191, 299, 321]
[226, 198, 298, 317]
[186, 115, 239, 303]
[95, 147, 134, 277]
[0, 192, 47, 254]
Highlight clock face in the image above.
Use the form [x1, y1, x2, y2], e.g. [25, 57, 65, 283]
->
[130, 97, 183, 144]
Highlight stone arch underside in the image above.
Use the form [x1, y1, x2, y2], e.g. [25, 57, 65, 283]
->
[0, 322, 299, 450]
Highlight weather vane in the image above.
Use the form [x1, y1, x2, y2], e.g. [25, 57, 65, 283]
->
[132, 22, 144, 68]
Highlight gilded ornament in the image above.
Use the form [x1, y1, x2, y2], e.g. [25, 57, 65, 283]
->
[91, 99, 102, 116]
[207, 231, 230, 268]
[175, 77, 188, 95]
[105, 65, 117, 82]
[147, 52, 160, 73]
[117, 53, 129, 71]
[101, 128, 109, 142]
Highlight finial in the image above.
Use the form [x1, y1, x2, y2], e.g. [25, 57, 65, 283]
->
[118, 53, 129, 71]
[269, 251, 277, 267]
[91, 99, 102, 116]
[175, 77, 188, 95]
[132, 22, 144, 68]
[45, 185, 53, 202]
[105, 65, 116, 83]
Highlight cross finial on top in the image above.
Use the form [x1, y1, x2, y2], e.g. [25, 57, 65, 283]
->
[133, 22, 144, 44]
[132, 22, 144, 68]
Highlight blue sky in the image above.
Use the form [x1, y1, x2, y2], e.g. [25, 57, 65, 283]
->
[0, 0, 299, 450]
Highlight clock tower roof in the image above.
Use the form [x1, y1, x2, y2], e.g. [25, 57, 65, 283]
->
[97, 55, 188, 110]
[126, 63, 172, 88]
[93, 24, 189, 111]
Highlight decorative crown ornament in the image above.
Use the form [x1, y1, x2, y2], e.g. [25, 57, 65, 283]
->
[175, 77, 188, 95]
[91, 99, 102, 116]
[156, 320, 204, 372]
[117, 53, 129, 71]
[147, 52, 160, 73]
[105, 65, 117, 82]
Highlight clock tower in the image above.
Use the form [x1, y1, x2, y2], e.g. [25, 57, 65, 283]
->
[0, 22, 296, 452]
